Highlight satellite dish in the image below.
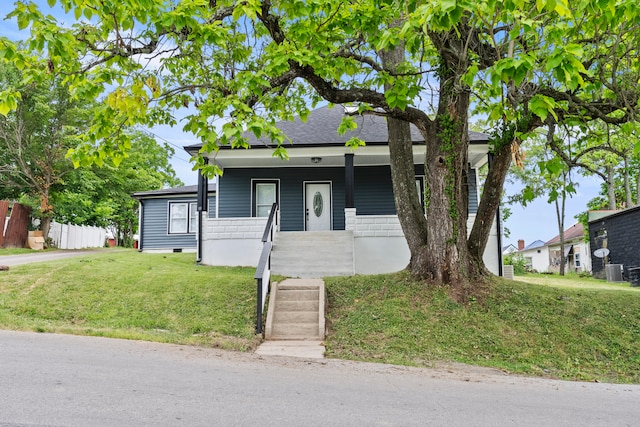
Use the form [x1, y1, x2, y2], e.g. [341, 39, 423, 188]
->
[593, 248, 610, 258]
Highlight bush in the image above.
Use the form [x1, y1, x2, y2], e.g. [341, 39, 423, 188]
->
[503, 253, 528, 275]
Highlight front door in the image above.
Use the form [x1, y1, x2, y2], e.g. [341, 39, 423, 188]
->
[305, 183, 331, 231]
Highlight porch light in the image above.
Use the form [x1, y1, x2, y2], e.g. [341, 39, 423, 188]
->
[311, 157, 322, 164]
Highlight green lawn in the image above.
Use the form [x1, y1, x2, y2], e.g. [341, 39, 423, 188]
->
[0, 250, 259, 350]
[325, 272, 640, 384]
[1, 250, 638, 383]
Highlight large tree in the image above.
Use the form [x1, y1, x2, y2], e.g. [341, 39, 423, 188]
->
[2, 0, 639, 288]
[0, 60, 93, 238]
[52, 130, 182, 246]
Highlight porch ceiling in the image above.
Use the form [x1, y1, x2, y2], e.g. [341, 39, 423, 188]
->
[206, 144, 489, 170]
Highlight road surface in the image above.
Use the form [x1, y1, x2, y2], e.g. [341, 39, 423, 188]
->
[1, 331, 638, 426]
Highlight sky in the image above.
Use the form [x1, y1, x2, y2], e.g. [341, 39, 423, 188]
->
[1, 2, 603, 247]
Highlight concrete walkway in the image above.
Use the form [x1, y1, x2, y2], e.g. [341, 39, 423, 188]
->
[0, 249, 106, 267]
[255, 340, 326, 359]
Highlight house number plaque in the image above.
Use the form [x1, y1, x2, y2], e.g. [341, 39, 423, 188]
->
[313, 192, 323, 217]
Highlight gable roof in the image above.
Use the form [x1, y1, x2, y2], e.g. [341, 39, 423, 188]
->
[519, 240, 546, 251]
[588, 205, 640, 223]
[184, 105, 489, 153]
[503, 243, 517, 253]
[545, 223, 585, 245]
[132, 184, 215, 199]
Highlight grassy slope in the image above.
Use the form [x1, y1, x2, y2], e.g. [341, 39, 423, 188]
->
[325, 272, 640, 384]
[2, 250, 639, 383]
[0, 251, 259, 350]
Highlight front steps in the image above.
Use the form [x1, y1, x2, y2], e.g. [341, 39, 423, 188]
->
[264, 279, 325, 341]
[257, 279, 326, 359]
[271, 231, 354, 278]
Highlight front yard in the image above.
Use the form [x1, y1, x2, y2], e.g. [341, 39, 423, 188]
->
[1, 250, 638, 383]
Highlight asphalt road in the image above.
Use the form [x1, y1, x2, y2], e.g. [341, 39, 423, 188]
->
[1, 331, 638, 427]
[0, 250, 106, 267]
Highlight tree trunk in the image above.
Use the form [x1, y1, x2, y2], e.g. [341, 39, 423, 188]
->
[421, 69, 476, 284]
[0, 200, 8, 247]
[380, 29, 481, 288]
[606, 165, 616, 209]
[40, 215, 51, 247]
[554, 197, 566, 276]
[468, 139, 512, 271]
[3, 203, 31, 248]
[623, 156, 633, 208]
[387, 117, 429, 263]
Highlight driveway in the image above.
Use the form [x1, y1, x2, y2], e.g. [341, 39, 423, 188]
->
[1, 330, 638, 426]
[0, 249, 108, 266]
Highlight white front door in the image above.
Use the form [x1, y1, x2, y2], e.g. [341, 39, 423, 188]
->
[305, 183, 331, 231]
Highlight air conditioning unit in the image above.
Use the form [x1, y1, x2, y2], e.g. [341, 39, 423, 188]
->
[605, 264, 623, 282]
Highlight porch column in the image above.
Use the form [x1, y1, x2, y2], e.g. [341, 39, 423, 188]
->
[196, 158, 208, 263]
[345, 153, 354, 208]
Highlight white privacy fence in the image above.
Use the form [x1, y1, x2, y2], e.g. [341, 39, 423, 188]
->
[48, 221, 107, 249]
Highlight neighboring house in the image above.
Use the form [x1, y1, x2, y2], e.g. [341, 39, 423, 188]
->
[185, 105, 502, 276]
[132, 184, 216, 253]
[545, 222, 591, 273]
[588, 206, 640, 280]
[517, 240, 549, 272]
[502, 243, 518, 255]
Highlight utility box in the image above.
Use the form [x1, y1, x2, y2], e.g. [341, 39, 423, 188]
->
[629, 267, 640, 287]
[605, 264, 624, 282]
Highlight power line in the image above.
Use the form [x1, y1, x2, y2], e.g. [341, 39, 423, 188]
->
[139, 129, 193, 164]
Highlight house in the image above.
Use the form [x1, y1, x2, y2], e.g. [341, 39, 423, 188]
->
[517, 239, 549, 272]
[132, 184, 216, 254]
[588, 206, 640, 280]
[502, 243, 518, 255]
[545, 222, 591, 273]
[185, 105, 502, 276]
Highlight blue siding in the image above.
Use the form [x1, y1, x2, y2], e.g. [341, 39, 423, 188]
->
[353, 166, 397, 215]
[139, 195, 216, 250]
[219, 168, 345, 231]
[219, 166, 479, 231]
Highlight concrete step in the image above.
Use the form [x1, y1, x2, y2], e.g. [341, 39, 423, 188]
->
[264, 279, 326, 342]
[273, 310, 318, 324]
[276, 289, 319, 301]
[271, 231, 354, 278]
[271, 323, 321, 339]
[275, 300, 319, 312]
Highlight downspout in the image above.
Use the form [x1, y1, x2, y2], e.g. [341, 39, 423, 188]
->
[196, 158, 209, 264]
[138, 200, 144, 252]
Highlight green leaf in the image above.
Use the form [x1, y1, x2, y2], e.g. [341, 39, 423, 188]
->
[528, 95, 558, 122]
[522, 186, 537, 205]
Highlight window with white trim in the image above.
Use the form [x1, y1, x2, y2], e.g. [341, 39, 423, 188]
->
[574, 253, 581, 267]
[169, 202, 198, 234]
[252, 180, 278, 217]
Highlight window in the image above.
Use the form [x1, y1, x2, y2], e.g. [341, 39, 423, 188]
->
[575, 253, 581, 267]
[252, 180, 279, 217]
[189, 202, 198, 233]
[169, 202, 198, 234]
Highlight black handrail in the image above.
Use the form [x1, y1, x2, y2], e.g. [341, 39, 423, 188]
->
[254, 203, 278, 334]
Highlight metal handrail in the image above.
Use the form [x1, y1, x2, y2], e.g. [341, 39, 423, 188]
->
[254, 203, 278, 334]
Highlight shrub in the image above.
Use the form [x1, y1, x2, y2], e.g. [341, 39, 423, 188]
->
[503, 253, 528, 275]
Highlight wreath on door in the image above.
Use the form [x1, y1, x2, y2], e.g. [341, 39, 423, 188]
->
[313, 191, 323, 217]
